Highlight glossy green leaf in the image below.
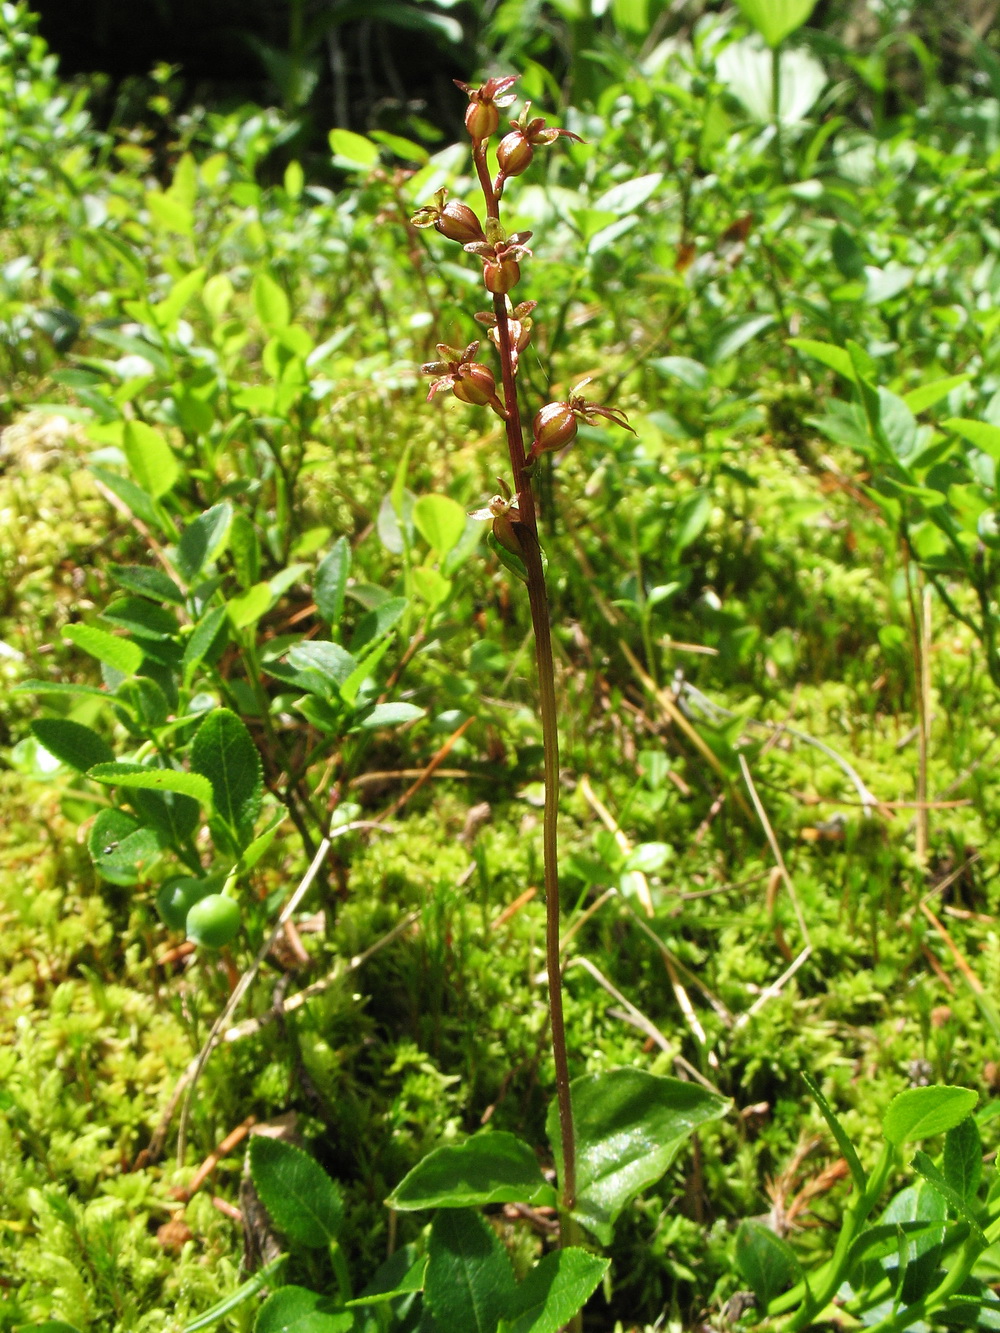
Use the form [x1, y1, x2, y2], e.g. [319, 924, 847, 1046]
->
[413, 493, 467, 557]
[734, 1220, 802, 1307]
[63, 623, 143, 676]
[547, 1069, 728, 1243]
[389, 1131, 555, 1211]
[943, 1116, 983, 1201]
[91, 464, 162, 531]
[424, 1209, 517, 1333]
[254, 1285, 352, 1333]
[788, 337, 854, 379]
[227, 582, 273, 630]
[315, 537, 351, 626]
[903, 376, 971, 415]
[88, 808, 161, 883]
[946, 418, 1000, 461]
[497, 1248, 609, 1333]
[176, 503, 233, 583]
[736, 0, 818, 45]
[87, 762, 214, 809]
[249, 1137, 345, 1248]
[882, 1086, 978, 1146]
[122, 420, 179, 498]
[230, 511, 261, 589]
[182, 605, 228, 681]
[355, 702, 425, 729]
[912, 1150, 986, 1245]
[287, 641, 358, 689]
[101, 597, 180, 641]
[108, 563, 185, 604]
[350, 596, 408, 652]
[191, 709, 262, 847]
[31, 718, 114, 773]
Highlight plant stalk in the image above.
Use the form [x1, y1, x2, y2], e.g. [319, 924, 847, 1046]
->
[476, 141, 577, 1216]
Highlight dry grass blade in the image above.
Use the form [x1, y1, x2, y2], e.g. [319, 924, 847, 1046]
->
[739, 753, 811, 949]
[579, 774, 653, 917]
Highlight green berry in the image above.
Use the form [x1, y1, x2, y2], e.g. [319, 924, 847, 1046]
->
[186, 894, 241, 948]
[157, 877, 212, 931]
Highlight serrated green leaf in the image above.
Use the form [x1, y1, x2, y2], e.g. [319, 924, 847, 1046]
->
[249, 1137, 345, 1248]
[389, 1131, 554, 1211]
[183, 605, 228, 682]
[425, 1209, 517, 1333]
[912, 1150, 986, 1246]
[101, 597, 180, 642]
[64, 623, 143, 676]
[108, 564, 185, 604]
[734, 1221, 802, 1307]
[190, 708, 262, 846]
[315, 538, 351, 627]
[31, 718, 114, 773]
[87, 762, 214, 809]
[176, 503, 233, 583]
[943, 1116, 983, 1201]
[254, 1285, 352, 1333]
[498, 1249, 609, 1333]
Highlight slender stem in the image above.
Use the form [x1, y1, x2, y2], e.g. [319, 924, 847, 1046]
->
[475, 139, 577, 1215]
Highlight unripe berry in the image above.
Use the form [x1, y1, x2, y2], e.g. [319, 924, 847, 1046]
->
[497, 130, 533, 178]
[532, 402, 579, 453]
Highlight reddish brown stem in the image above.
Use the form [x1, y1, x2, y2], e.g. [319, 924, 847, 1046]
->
[474, 139, 577, 1214]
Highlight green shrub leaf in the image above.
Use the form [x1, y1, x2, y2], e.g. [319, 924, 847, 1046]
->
[424, 1209, 517, 1333]
[249, 1137, 345, 1247]
[547, 1069, 729, 1243]
[87, 762, 214, 809]
[254, 1284, 352, 1333]
[315, 537, 351, 627]
[389, 1131, 555, 1211]
[64, 623, 144, 676]
[31, 718, 114, 773]
[123, 420, 179, 498]
[191, 709, 262, 847]
[734, 1220, 802, 1308]
[882, 1087, 978, 1146]
[498, 1248, 609, 1333]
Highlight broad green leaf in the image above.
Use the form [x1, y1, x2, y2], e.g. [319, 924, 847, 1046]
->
[64, 623, 143, 676]
[413, 494, 467, 557]
[346, 1247, 426, 1308]
[146, 190, 193, 237]
[368, 130, 429, 164]
[788, 338, 854, 379]
[88, 762, 213, 808]
[651, 356, 709, 390]
[389, 1131, 554, 1211]
[227, 582, 273, 630]
[329, 128, 380, 169]
[191, 708, 263, 844]
[734, 1220, 802, 1307]
[31, 718, 114, 773]
[101, 597, 180, 642]
[288, 641, 358, 689]
[672, 489, 711, 552]
[88, 809, 161, 884]
[424, 1209, 517, 1333]
[487, 529, 528, 583]
[882, 1086, 978, 1146]
[498, 1249, 609, 1333]
[90, 464, 162, 530]
[943, 1116, 983, 1201]
[593, 172, 663, 215]
[236, 810, 286, 874]
[176, 503, 233, 583]
[350, 596, 408, 653]
[801, 1071, 866, 1192]
[13, 680, 115, 704]
[736, 0, 818, 46]
[123, 420, 179, 499]
[903, 376, 971, 415]
[253, 272, 290, 334]
[108, 564, 184, 604]
[315, 538, 351, 626]
[338, 636, 393, 707]
[182, 605, 228, 681]
[547, 1068, 728, 1243]
[355, 702, 425, 729]
[154, 266, 206, 329]
[946, 418, 1000, 461]
[877, 388, 918, 460]
[249, 1137, 345, 1248]
[412, 565, 452, 609]
[254, 1285, 352, 1333]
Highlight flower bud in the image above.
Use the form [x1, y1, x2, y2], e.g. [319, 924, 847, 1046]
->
[497, 130, 533, 178]
[437, 200, 485, 245]
[483, 256, 521, 294]
[532, 402, 579, 453]
[465, 99, 499, 142]
[453, 361, 500, 407]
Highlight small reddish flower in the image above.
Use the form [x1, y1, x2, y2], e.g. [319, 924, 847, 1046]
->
[469, 477, 523, 556]
[410, 188, 485, 245]
[454, 75, 519, 144]
[421, 341, 507, 419]
[529, 379, 635, 460]
[465, 218, 533, 296]
[474, 298, 537, 372]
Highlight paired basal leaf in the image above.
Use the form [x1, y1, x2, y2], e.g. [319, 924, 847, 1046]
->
[389, 1131, 555, 1211]
[249, 1136, 345, 1247]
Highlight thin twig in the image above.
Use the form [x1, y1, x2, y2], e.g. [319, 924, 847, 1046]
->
[735, 947, 813, 1029]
